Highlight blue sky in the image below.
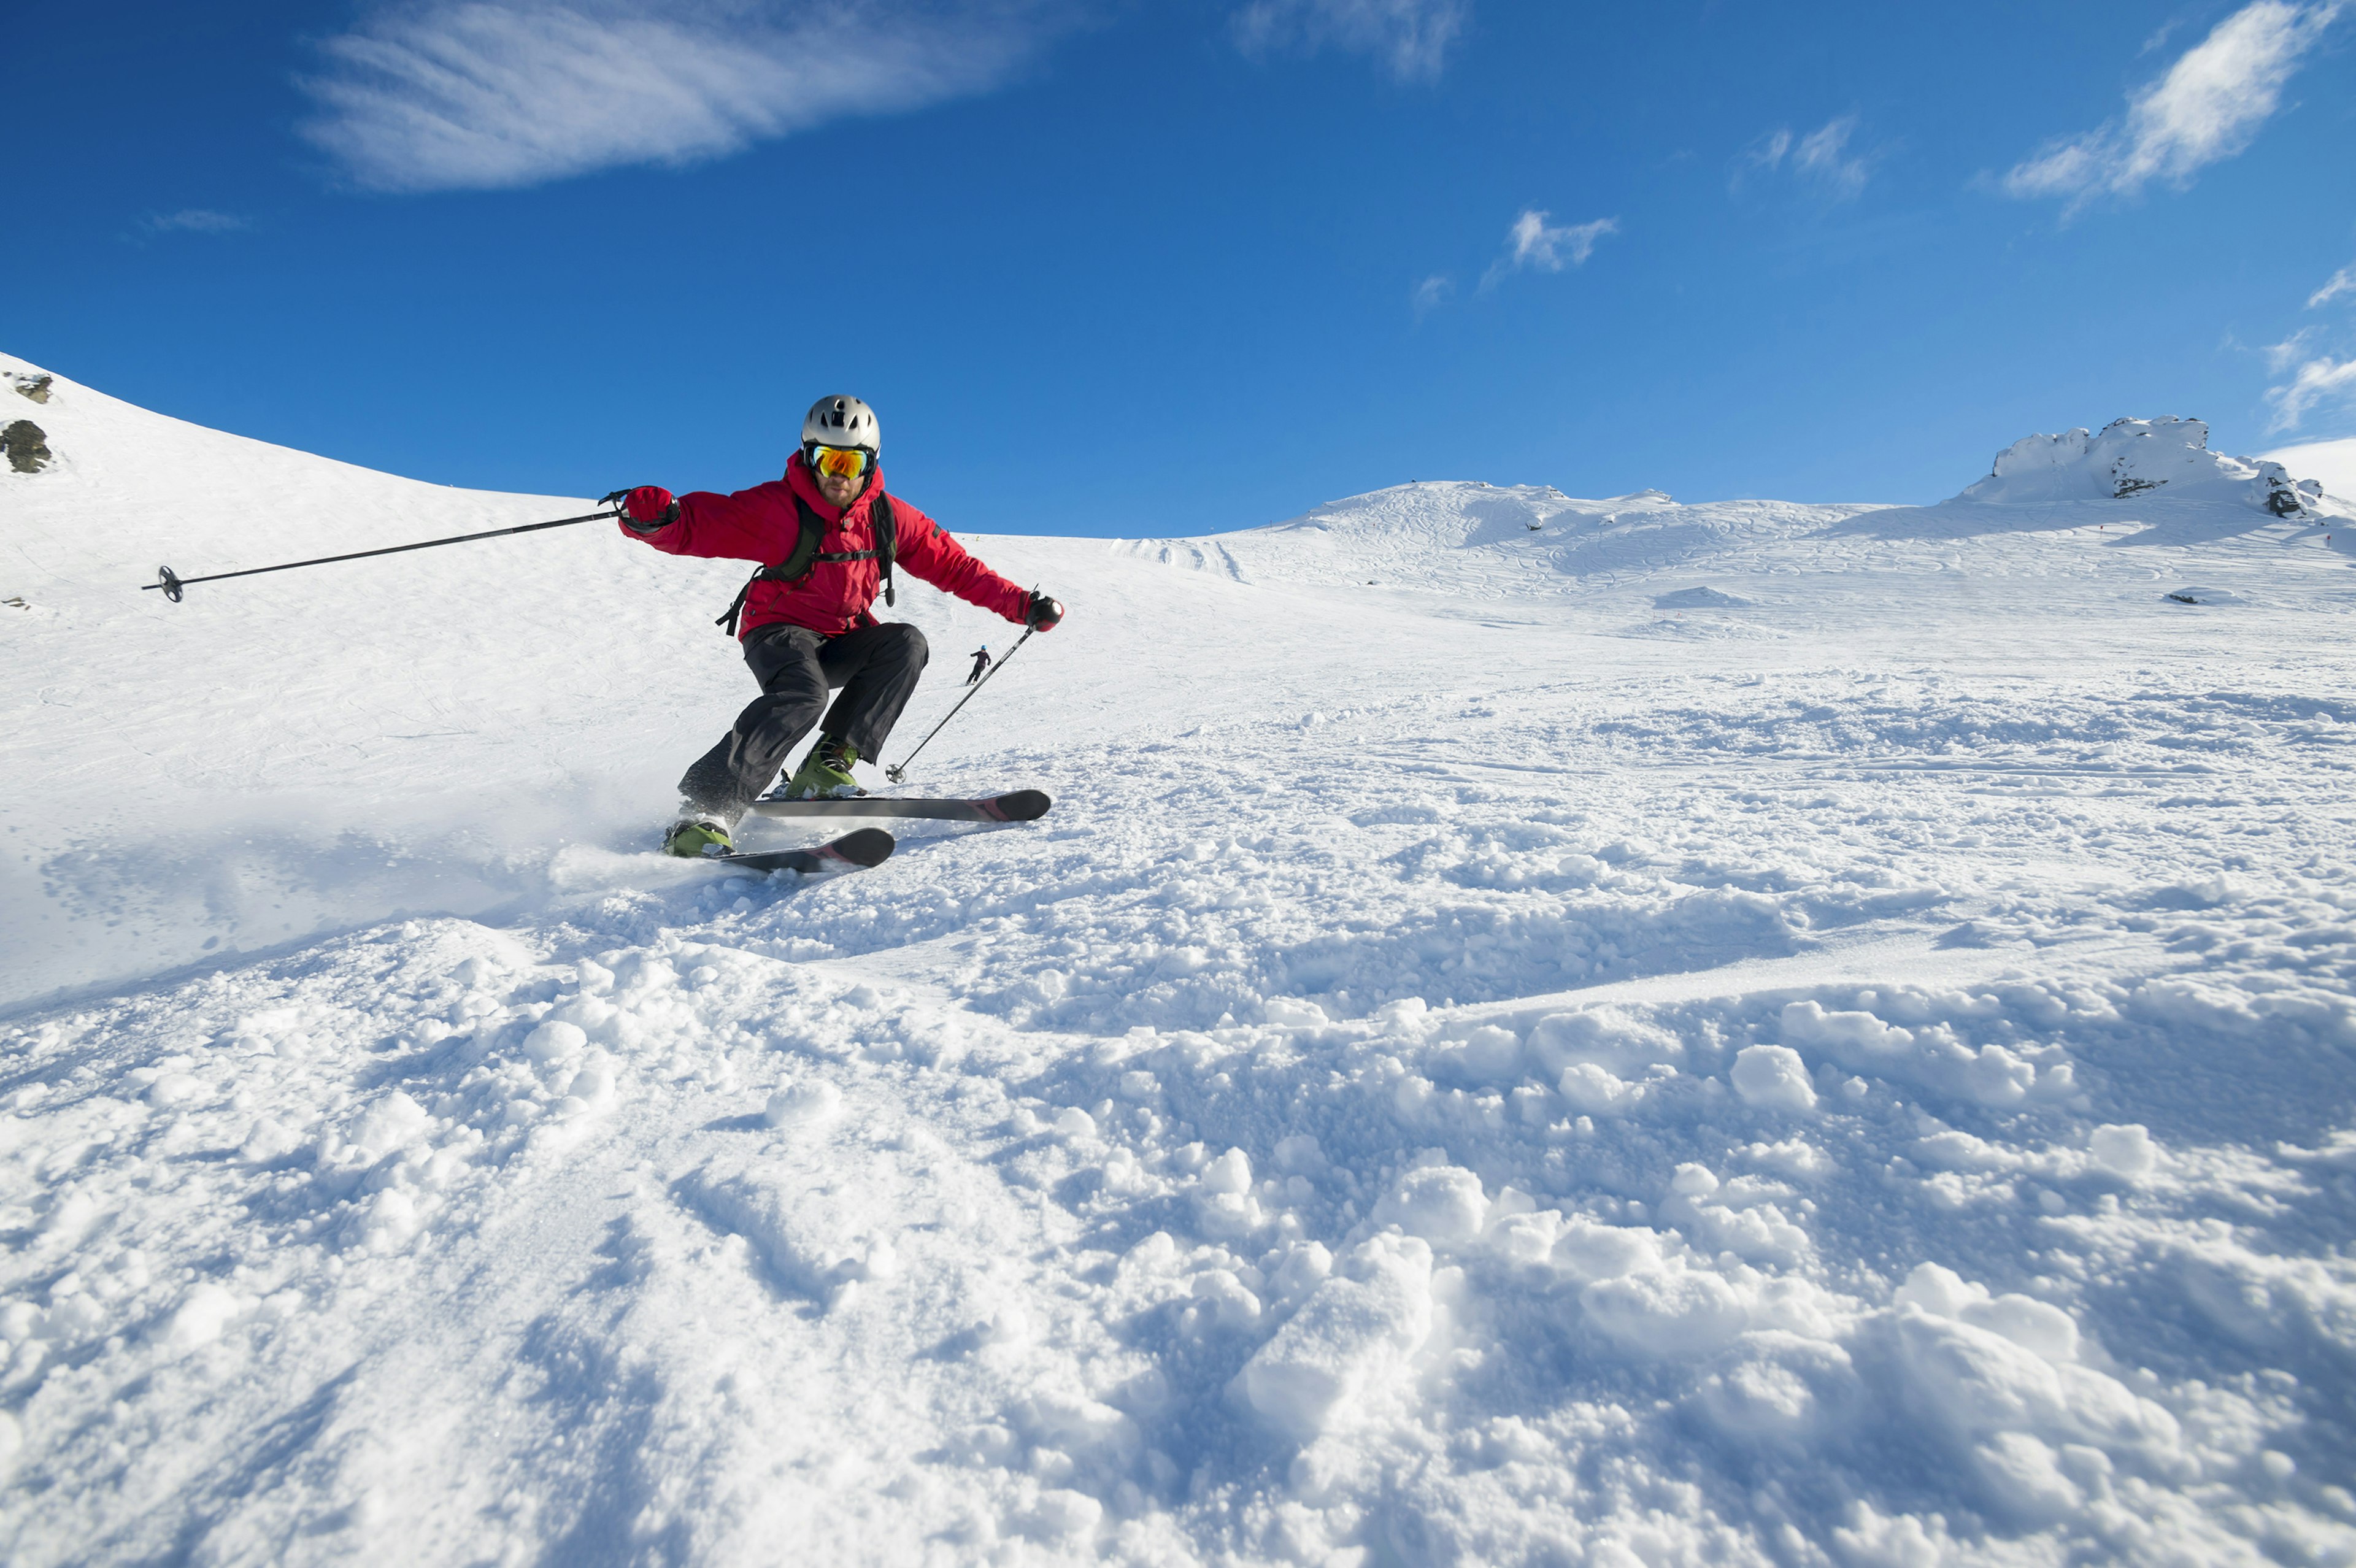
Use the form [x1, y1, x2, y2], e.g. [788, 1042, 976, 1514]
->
[8, 1, 2355, 536]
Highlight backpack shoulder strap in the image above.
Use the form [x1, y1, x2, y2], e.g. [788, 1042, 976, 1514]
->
[780, 494, 829, 578]
[714, 499, 828, 635]
[871, 491, 896, 608]
[712, 491, 898, 636]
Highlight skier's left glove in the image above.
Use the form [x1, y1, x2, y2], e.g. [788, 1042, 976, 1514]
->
[1025, 591, 1064, 631]
[608, 486, 680, 533]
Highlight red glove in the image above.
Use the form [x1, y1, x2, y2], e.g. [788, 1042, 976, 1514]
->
[620, 486, 678, 532]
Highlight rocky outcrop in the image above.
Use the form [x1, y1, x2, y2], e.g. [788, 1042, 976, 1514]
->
[1961, 416, 2325, 516]
[12, 374, 52, 405]
[4, 420, 52, 474]
[2255, 461, 2312, 517]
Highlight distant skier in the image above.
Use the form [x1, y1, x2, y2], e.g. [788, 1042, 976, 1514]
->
[614, 395, 1064, 858]
[966, 646, 992, 685]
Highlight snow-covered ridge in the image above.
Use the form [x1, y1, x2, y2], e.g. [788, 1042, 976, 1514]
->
[1963, 415, 2324, 514]
[1267, 478, 1658, 545]
[1116, 415, 2348, 604]
[1115, 480, 1877, 598]
[6, 354, 2356, 1566]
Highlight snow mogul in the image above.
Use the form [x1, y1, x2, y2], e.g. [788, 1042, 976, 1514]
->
[613, 394, 1063, 858]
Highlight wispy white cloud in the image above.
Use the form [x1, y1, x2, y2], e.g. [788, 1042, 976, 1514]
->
[2267, 263, 2356, 428]
[2003, 1, 2343, 212]
[298, 1, 1080, 193]
[2247, 261, 2356, 422]
[1478, 209, 1617, 291]
[1505, 209, 1615, 270]
[142, 209, 250, 234]
[2268, 328, 2319, 372]
[2311, 263, 2356, 309]
[2266, 352, 2356, 431]
[1411, 273, 1453, 318]
[1736, 127, 1794, 185]
[1793, 117, 1871, 200]
[1233, 0, 1469, 81]
[1733, 114, 1871, 200]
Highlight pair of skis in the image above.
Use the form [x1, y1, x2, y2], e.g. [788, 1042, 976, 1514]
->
[709, 790, 1051, 874]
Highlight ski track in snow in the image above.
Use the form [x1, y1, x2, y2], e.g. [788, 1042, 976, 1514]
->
[4, 353, 2356, 1564]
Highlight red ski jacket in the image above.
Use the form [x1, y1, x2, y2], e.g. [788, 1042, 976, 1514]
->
[621, 455, 1031, 639]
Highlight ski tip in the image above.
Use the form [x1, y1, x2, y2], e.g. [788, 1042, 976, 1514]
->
[987, 790, 1052, 822]
[828, 827, 898, 867]
[711, 826, 898, 874]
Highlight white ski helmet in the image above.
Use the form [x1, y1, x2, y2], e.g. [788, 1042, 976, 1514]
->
[802, 394, 880, 456]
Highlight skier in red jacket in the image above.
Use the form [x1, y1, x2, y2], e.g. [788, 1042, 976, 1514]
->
[615, 394, 1063, 858]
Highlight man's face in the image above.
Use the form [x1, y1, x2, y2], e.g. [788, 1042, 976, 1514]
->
[815, 467, 862, 509]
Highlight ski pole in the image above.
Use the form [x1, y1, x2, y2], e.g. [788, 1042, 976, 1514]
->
[142, 502, 624, 601]
[886, 624, 1036, 783]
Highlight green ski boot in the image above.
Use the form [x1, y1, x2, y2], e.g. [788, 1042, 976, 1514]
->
[779, 737, 863, 801]
[664, 817, 734, 858]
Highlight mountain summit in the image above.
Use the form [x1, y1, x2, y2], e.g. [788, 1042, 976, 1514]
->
[1960, 415, 2324, 514]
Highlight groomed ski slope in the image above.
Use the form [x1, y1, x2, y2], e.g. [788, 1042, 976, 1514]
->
[4, 352, 2355, 1566]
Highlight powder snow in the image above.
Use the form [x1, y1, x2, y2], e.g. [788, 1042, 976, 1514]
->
[2, 355, 2354, 1566]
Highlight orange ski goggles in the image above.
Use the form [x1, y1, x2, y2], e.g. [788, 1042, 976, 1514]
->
[807, 443, 873, 480]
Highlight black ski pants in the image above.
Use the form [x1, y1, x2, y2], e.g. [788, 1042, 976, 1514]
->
[677, 620, 928, 823]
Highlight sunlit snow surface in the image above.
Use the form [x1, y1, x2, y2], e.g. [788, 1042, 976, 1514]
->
[4, 353, 2355, 1564]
